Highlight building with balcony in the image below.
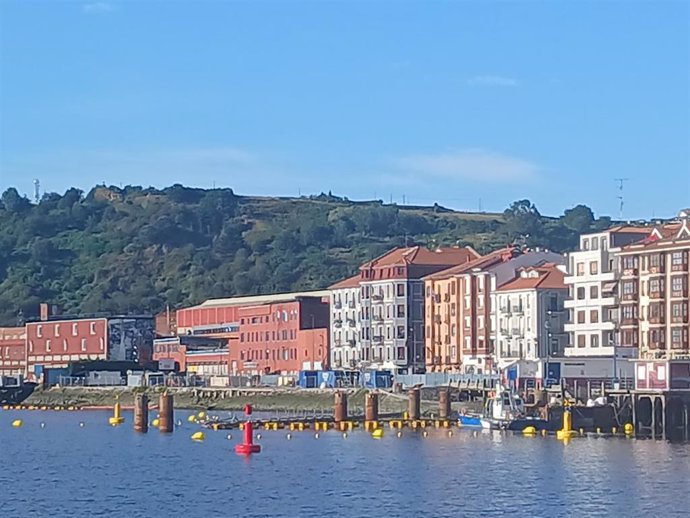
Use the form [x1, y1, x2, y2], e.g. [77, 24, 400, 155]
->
[563, 226, 652, 358]
[617, 213, 690, 359]
[493, 263, 568, 376]
[329, 275, 362, 369]
[330, 246, 479, 373]
[0, 327, 26, 376]
[424, 247, 565, 374]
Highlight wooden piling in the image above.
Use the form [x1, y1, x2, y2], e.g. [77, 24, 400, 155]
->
[334, 391, 348, 423]
[438, 389, 450, 420]
[408, 388, 420, 421]
[159, 393, 174, 433]
[134, 393, 149, 433]
[365, 392, 379, 422]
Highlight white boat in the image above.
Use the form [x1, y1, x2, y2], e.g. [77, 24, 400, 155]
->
[480, 386, 526, 430]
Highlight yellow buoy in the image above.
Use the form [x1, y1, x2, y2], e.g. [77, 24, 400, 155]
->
[152, 418, 160, 427]
[191, 431, 205, 441]
[187, 415, 197, 423]
[12, 419, 22, 428]
[624, 423, 634, 436]
[372, 428, 384, 439]
[109, 397, 124, 425]
[522, 426, 537, 436]
[197, 411, 206, 420]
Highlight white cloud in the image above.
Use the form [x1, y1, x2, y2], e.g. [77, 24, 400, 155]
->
[392, 149, 540, 183]
[466, 75, 519, 87]
[82, 2, 116, 13]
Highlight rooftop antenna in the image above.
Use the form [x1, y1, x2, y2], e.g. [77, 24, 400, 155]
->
[614, 178, 629, 220]
[33, 179, 40, 203]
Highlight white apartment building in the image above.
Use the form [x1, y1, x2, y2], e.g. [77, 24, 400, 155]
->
[493, 264, 568, 371]
[329, 275, 362, 369]
[564, 227, 651, 358]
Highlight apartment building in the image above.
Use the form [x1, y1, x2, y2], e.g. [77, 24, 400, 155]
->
[329, 275, 362, 369]
[330, 246, 478, 373]
[563, 227, 651, 358]
[617, 213, 690, 359]
[494, 263, 568, 371]
[0, 327, 26, 376]
[424, 248, 564, 374]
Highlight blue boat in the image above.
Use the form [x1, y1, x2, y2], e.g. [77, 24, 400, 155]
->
[458, 414, 483, 427]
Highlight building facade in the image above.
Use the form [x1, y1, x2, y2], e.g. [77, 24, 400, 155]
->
[0, 327, 26, 376]
[563, 227, 652, 358]
[176, 291, 330, 376]
[617, 215, 690, 359]
[494, 263, 568, 371]
[25, 316, 154, 379]
[424, 248, 565, 374]
[329, 275, 362, 369]
[330, 246, 479, 373]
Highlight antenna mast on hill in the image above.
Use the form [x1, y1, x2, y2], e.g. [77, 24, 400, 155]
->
[33, 179, 40, 203]
[614, 178, 629, 220]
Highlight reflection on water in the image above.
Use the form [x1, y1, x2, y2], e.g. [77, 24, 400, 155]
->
[1, 410, 689, 517]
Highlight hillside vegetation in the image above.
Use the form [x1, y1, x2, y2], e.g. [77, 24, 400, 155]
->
[0, 185, 612, 325]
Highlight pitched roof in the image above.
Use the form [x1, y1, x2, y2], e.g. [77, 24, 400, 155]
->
[361, 246, 479, 269]
[497, 263, 566, 291]
[621, 221, 690, 252]
[424, 247, 518, 281]
[329, 274, 361, 290]
[608, 225, 653, 234]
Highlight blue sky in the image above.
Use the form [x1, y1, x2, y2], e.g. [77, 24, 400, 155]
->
[0, 0, 688, 219]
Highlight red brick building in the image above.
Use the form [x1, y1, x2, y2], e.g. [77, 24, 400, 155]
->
[176, 291, 330, 375]
[25, 315, 154, 380]
[0, 327, 26, 376]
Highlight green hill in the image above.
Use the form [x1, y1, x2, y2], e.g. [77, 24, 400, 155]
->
[0, 184, 611, 325]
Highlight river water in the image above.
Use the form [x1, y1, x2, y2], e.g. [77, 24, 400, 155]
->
[1, 409, 689, 517]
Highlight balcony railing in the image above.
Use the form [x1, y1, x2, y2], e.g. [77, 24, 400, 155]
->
[371, 294, 383, 303]
[348, 301, 356, 309]
[622, 268, 639, 277]
[372, 336, 383, 343]
[333, 301, 342, 309]
[347, 319, 356, 327]
[333, 319, 343, 328]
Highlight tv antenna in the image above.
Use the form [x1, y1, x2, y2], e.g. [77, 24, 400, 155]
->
[33, 179, 40, 203]
[614, 178, 629, 220]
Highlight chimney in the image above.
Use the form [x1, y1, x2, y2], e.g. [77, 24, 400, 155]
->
[39, 303, 49, 321]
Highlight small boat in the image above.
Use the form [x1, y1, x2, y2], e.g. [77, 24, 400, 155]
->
[479, 386, 527, 430]
[458, 414, 483, 427]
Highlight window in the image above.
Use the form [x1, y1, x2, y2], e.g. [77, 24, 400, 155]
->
[37, 325, 43, 338]
[397, 284, 405, 297]
[451, 324, 456, 337]
[54, 324, 60, 337]
[72, 323, 78, 336]
[591, 335, 599, 347]
[63, 339, 68, 352]
[672, 276, 685, 293]
[451, 283, 456, 295]
[672, 252, 684, 265]
[240, 333, 244, 342]
[90, 322, 96, 335]
[46, 339, 51, 352]
[672, 328, 682, 344]
[450, 303, 456, 317]
[99, 338, 105, 351]
[396, 305, 405, 318]
[478, 276, 485, 291]
[622, 305, 636, 320]
[478, 316, 485, 329]
[577, 287, 585, 300]
[590, 310, 599, 323]
[623, 282, 636, 295]
[649, 254, 661, 268]
[396, 326, 405, 339]
[623, 256, 637, 270]
[577, 311, 585, 324]
[591, 238, 599, 251]
[464, 280, 471, 295]
[81, 338, 87, 352]
[590, 286, 598, 299]
[577, 263, 585, 276]
[589, 262, 598, 275]
[464, 316, 471, 329]
[601, 237, 608, 250]
[582, 238, 590, 250]
[650, 279, 662, 294]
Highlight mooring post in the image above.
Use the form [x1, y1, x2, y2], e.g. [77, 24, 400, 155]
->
[334, 391, 348, 423]
[408, 388, 420, 421]
[134, 393, 149, 433]
[365, 392, 379, 422]
[438, 389, 450, 420]
[159, 393, 174, 433]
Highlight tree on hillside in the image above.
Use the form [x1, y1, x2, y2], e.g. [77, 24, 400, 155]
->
[503, 199, 544, 243]
[561, 204, 594, 233]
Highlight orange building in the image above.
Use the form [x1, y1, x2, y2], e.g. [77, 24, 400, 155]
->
[424, 247, 565, 374]
[617, 212, 690, 359]
[0, 327, 26, 376]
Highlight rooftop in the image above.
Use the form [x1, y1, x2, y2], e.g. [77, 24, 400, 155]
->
[424, 247, 518, 281]
[329, 274, 361, 290]
[361, 245, 479, 270]
[195, 290, 331, 309]
[497, 263, 566, 291]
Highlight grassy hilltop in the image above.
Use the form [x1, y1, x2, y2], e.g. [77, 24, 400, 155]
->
[0, 184, 611, 325]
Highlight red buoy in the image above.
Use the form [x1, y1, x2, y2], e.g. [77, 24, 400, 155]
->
[235, 404, 261, 455]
